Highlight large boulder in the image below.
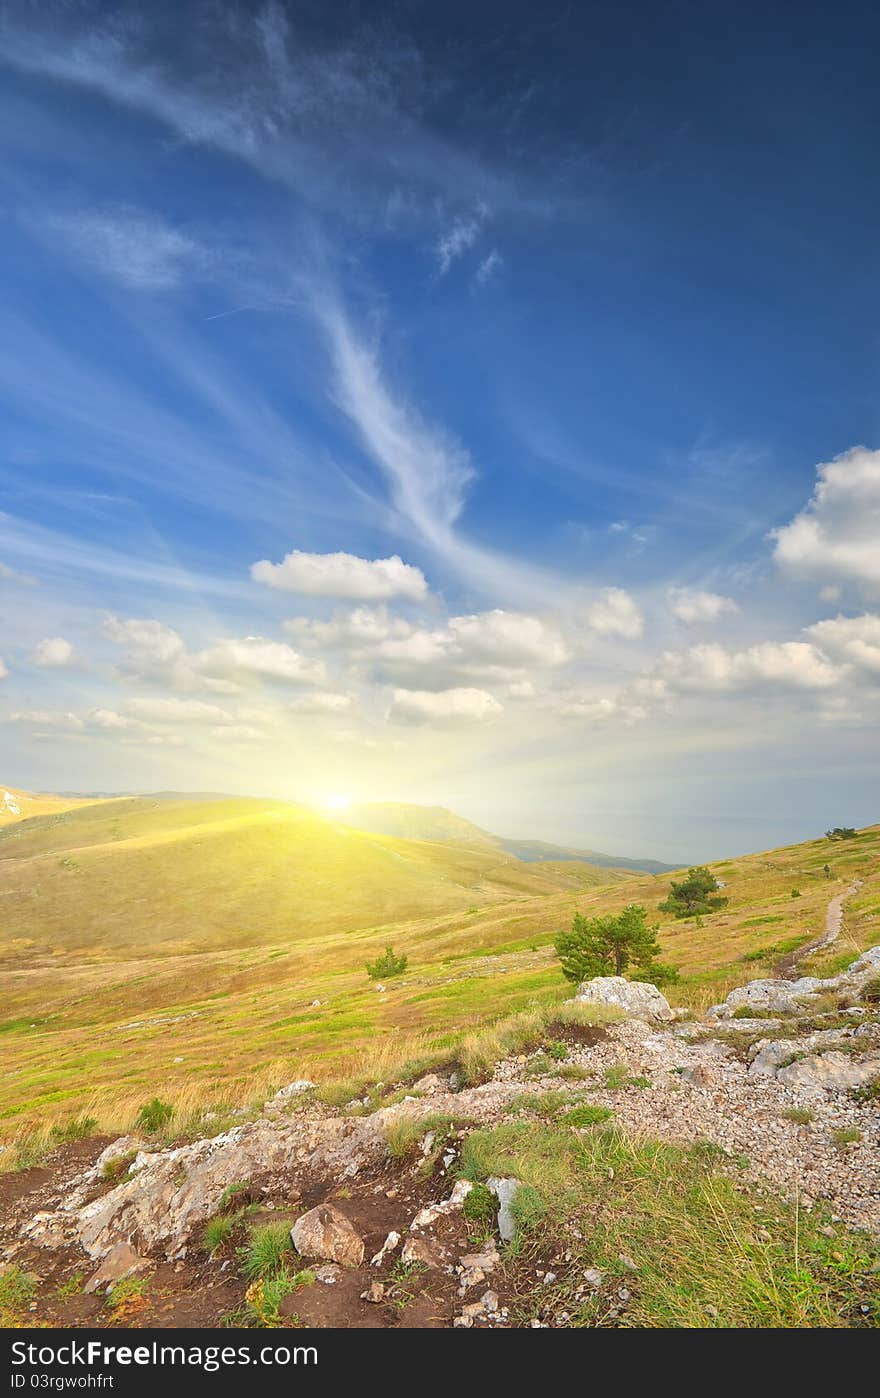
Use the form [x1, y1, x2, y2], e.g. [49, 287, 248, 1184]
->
[712, 976, 830, 1019]
[777, 1051, 880, 1095]
[573, 976, 673, 1022]
[290, 1204, 364, 1267]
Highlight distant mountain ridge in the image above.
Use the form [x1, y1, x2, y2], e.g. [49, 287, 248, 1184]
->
[340, 801, 681, 874]
[21, 788, 682, 874]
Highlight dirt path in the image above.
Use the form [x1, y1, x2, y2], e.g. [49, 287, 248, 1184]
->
[776, 880, 862, 977]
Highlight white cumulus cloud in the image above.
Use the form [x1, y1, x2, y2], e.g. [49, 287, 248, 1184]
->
[289, 691, 354, 713]
[805, 613, 880, 679]
[772, 446, 880, 593]
[123, 697, 233, 724]
[251, 550, 428, 601]
[195, 636, 325, 686]
[585, 587, 644, 639]
[29, 636, 76, 668]
[649, 641, 838, 695]
[103, 615, 186, 667]
[9, 709, 84, 730]
[668, 588, 738, 624]
[388, 686, 503, 726]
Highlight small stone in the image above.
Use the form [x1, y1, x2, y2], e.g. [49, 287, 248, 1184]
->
[361, 1282, 385, 1303]
[583, 1268, 604, 1287]
[482, 1289, 499, 1312]
[402, 1235, 445, 1268]
[370, 1231, 401, 1266]
[619, 1253, 637, 1271]
[454, 1315, 473, 1328]
[487, 1176, 521, 1242]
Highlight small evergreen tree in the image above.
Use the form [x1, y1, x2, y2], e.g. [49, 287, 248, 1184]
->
[555, 904, 677, 985]
[365, 945, 408, 980]
[659, 866, 728, 920]
[825, 827, 857, 840]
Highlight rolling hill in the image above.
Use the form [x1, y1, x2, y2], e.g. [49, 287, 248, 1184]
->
[339, 800, 680, 872]
[1, 785, 878, 1148]
[0, 793, 637, 959]
[0, 785, 102, 828]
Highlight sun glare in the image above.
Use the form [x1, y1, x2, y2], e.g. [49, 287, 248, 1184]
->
[322, 792, 351, 812]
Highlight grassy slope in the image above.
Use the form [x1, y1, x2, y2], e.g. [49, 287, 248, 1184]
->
[1, 793, 878, 1143]
[0, 786, 101, 829]
[0, 796, 635, 956]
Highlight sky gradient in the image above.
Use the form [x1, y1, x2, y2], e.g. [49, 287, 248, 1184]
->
[1, 0, 879, 861]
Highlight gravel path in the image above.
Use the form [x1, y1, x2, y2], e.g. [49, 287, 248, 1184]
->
[777, 879, 862, 976]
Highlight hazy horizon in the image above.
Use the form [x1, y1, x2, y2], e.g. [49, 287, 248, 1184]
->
[1, 2, 879, 861]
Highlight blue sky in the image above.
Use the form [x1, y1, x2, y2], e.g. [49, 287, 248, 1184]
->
[1, 0, 879, 860]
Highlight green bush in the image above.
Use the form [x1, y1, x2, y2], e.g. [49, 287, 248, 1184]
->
[555, 904, 677, 984]
[365, 946, 408, 980]
[659, 867, 728, 920]
[860, 977, 880, 1005]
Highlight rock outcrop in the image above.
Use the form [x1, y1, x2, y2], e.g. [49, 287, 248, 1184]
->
[573, 976, 674, 1022]
[708, 946, 880, 1020]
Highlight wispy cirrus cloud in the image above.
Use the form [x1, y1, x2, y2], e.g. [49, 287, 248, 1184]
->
[435, 210, 485, 275]
[0, 1, 552, 238]
[48, 205, 205, 291]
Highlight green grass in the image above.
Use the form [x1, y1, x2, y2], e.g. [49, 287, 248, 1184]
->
[135, 1098, 175, 1134]
[508, 1090, 573, 1119]
[563, 1104, 614, 1128]
[832, 1127, 862, 1148]
[383, 1113, 455, 1161]
[782, 1107, 815, 1125]
[456, 1120, 880, 1326]
[0, 1265, 38, 1324]
[48, 1114, 97, 1144]
[1, 795, 879, 1146]
[204, 1215, 236, 1253]
[241, 1221, 295, 1280]
[462, 1181, 497, 1226]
